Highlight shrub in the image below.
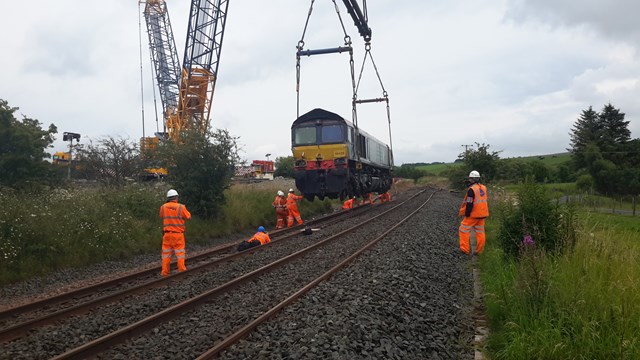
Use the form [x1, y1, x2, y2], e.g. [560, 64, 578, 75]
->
[497, 180, 577, 258]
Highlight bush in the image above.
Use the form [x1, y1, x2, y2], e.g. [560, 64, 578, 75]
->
[497, 180, 576, 258]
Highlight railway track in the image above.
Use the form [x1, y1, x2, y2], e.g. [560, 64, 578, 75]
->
[0, 198, 383, 343]
[0, 187, 442, 359]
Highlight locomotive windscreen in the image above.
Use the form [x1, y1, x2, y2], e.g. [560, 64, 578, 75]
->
[321, 125, 345, 143]
[293, 123, 346, 145]
[294, 127, 316, 145]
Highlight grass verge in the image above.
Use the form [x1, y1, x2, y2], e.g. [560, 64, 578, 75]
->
[0, 182, 338, 285]
[481, 209, 640, 359]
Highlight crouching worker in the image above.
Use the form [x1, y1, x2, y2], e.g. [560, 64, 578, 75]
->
[342, 196, 356, 210]
[237, 226, 271, 251]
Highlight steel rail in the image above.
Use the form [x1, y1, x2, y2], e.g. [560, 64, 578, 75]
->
[197, 189, 439, 358]
[50, 189, 428, 360]
[0, 201, 374, 322]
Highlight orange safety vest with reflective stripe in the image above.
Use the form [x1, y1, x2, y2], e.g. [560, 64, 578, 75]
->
[160, 200, 191, 233]
[272, 195, 287, 210]
[287, 193, 303, 212]
[250, 231, 271, 245]
[458, 183, 489, 218]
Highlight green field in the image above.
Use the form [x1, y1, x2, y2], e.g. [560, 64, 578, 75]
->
[412, 152, 571, 176]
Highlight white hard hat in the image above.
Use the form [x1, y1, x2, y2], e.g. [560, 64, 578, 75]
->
[469, 170, 481, 178]
[289, 188, 294, 192]
[277, 190, 284, 196]
[167, 189, 179, 198]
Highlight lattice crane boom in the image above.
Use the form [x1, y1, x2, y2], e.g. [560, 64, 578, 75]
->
[173, 0, 230, 141]
[142, 0, 181, 135]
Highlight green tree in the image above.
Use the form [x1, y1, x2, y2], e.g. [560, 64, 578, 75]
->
[449, 143, 500, 189]
[0, 99, 59, 189]
[569, 104, 639, 196]
[160, 128, 240, 218]
[74, 136, 141, 186]
[568, 106, 600, 169]
[598, 103, 630, 164]
[274, 156, 294, 178]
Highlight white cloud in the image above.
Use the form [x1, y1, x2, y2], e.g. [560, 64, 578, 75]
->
[1, 0, 639, 165]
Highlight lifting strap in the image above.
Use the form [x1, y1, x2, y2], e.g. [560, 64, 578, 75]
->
[352, 43, 393, 162]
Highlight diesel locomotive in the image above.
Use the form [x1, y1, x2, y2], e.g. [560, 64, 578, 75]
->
[291, 108, 393, 201]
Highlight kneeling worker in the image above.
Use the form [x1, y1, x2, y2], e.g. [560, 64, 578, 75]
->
[342, 196, 356, 210]
[238, 226, 271, 251]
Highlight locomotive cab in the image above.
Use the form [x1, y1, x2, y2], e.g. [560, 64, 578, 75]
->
[291, 108, 393, 201]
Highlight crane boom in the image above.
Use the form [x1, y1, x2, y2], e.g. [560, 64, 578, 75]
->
[341, 0, 371, 42]
[172, 0, 230, 140]
[142, 0, 181, 133]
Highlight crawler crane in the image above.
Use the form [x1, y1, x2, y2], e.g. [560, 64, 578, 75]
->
[139, 0, 229, 177]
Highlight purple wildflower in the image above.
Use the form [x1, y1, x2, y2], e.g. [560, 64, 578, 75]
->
[523, 234, 535, 246]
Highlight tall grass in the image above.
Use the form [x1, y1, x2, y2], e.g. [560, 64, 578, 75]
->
[482, 201, 640, 358]
[0, 182, 338, 285]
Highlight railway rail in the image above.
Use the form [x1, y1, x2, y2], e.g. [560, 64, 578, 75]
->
[0, 188, 443, 359]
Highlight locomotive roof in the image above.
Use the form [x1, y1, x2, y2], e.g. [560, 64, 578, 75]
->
[292, 108, 348, 127]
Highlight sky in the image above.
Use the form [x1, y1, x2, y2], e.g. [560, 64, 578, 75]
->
[1, 0, 639, 165]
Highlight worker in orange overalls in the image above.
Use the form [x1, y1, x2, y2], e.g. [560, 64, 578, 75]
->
[286, 188, 304, 227]
[458, 170, 489, 255]
[237, 226, 271, 251]
[342, 196, 356, 210]
[159, 189, 191, 276]
[272, 190, 288, 229]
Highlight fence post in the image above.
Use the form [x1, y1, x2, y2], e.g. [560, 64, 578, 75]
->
[633, 196, 637, 216]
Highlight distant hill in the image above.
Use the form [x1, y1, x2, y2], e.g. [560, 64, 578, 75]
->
[402, 152, 571, 176]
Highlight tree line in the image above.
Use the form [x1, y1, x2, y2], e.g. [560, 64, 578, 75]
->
[0, 98, 240, 218]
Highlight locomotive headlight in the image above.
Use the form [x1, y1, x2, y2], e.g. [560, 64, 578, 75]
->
[295, 159, 307, 167]
[333, 157, 347, 166]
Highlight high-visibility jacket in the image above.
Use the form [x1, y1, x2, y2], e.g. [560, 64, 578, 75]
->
[272, 195, 288, 212]
[458, 183, 489, 218]
[249, 231, 271, 245]
[160, 200, 191, 233]
[342, 198, 355, 209]
[287, 192, 303, 212]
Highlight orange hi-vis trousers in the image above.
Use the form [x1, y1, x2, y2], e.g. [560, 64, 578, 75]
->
[275, 209, 288, 229]
[287, 209, 303, 227]
[459, 217, 486, 254]
[161, 232, 187, 276]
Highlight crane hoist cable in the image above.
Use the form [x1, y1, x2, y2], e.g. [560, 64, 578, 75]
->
[296, 0, 393, 166]
[353, 43, 393, 160]
[296, 0, 354, 118]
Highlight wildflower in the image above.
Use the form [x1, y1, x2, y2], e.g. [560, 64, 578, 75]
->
[523, 234, 535, 247]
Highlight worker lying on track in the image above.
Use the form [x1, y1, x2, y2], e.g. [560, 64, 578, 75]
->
[286, 188, 304, 227]
[159, 189, 192, 277]
[342, 196, 357, 210]
[237, 226, 271, 251]
[272, 190, 288, 229]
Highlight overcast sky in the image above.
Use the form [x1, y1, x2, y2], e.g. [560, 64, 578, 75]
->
[1, 0, 638, 165]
